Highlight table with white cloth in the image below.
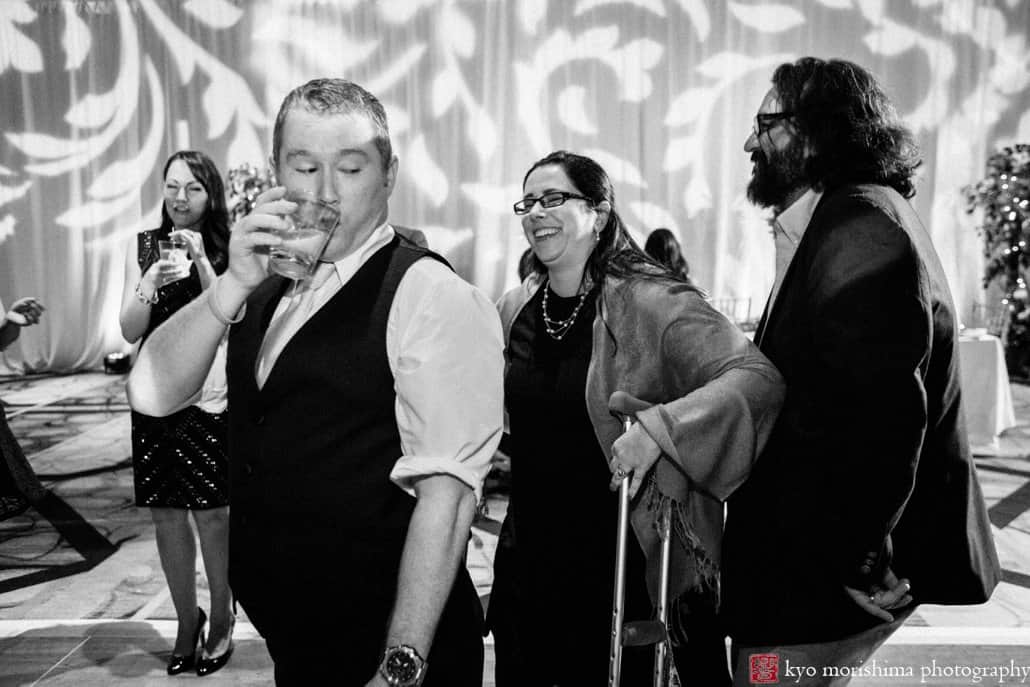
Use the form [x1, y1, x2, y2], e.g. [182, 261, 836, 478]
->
[959, 333, 1016, 454]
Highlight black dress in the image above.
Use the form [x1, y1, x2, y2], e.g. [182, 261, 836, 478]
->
[489, 284, 653, 687]
[131, 229, 228, 509]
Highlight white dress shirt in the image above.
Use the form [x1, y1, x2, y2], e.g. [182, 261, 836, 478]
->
[255, 223, 504, 502]
[765, 187, 824, 320]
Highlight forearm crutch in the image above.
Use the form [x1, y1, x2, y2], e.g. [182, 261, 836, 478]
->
[608, 405, 675, 687]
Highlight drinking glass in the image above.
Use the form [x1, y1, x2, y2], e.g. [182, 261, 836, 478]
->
[268, 190, 340, 280]
[169, 234, 190, 262]
[158, 240, 190, 281]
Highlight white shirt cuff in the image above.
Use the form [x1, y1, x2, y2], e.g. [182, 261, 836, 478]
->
[390, 454, 492, 503]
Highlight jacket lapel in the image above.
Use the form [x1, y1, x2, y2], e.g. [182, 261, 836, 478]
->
[754, 297, 772, 347]
[756, 258, 798, 351]
[756, 193, 832, 350]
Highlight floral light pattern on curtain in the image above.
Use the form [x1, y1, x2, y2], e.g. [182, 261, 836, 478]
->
[1, 0, 1028, 371]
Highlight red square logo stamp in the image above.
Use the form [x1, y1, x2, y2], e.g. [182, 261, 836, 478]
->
[749, 653, 780, 684]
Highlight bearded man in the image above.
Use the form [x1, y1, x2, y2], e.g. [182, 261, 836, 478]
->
[720, 57, 1000, 686]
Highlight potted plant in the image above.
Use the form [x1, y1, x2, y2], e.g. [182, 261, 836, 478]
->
[226, 163, 274, 225]
[965, 143, 1030, 378]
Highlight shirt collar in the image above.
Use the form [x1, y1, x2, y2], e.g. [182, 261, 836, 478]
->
[323, 221, 395, 281]
[774, 187, 823, 246]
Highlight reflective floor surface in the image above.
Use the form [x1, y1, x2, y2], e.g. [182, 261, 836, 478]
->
[1, 372, 1028, 686]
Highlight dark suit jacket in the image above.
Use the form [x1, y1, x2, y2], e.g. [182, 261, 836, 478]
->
[721, 184, 1001, 645]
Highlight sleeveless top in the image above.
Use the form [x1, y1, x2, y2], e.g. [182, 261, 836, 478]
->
[136, 229, 202, 341]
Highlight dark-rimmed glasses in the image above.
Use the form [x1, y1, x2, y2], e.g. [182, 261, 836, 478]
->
[513, 191, 592, 216]
[753, 112, 795, 138]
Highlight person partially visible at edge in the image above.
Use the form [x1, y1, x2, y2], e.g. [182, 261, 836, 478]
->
[487, 150, 784, 686]
[127, 78, 504, 686]
[721, 57, 1001, 686]
[644, 227, 693, 286]
[0, 296, 47, 521]
[118, 150, 235, 677]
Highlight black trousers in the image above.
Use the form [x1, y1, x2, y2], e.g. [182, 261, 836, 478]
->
[491, 585, 730, 687]
[245, 569, 484, 687]
[671, 606, 732, 687]
[493, 620, 729, 687]
[265, 625, 483, 687]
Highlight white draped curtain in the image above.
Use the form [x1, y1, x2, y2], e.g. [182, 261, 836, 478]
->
[1, 0, 1028, 372]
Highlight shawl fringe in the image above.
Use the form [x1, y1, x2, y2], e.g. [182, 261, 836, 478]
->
[639, 476, 720, 646]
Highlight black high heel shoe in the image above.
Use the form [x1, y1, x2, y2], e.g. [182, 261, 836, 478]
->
[167, 607, 207, 676]
[196, 612, 235, 677]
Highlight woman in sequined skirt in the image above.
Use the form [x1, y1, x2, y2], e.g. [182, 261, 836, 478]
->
[120, 151, 235, 676]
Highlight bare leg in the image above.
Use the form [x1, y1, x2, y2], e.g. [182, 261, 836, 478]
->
[151, 507, 201, 655]
[193, 506, 232, 654]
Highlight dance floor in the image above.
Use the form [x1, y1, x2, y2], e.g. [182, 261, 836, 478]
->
[1, 371, 1029, 686]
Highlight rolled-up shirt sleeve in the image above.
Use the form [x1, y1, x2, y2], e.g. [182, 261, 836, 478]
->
[387, 259, 505, 503]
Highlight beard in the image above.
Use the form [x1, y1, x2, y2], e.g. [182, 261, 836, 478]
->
[746, 140, 808, 211]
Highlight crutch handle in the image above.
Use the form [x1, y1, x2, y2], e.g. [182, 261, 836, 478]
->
[609, 390, 652, 417]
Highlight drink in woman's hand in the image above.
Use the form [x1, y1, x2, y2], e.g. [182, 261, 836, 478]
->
[158, 240, 191, 281]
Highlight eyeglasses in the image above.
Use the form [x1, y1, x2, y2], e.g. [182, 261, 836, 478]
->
[513, 191, 592, 216]
[752, 112, 795, 138]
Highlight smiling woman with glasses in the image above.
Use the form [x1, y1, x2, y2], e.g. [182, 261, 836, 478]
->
[512, 190, 592, 215]
[487, 150, 785, 686]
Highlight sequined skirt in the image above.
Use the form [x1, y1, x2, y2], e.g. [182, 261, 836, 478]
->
[131, 407, 228, 509]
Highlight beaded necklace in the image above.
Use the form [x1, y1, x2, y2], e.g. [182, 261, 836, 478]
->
[541, 279, 588, 341]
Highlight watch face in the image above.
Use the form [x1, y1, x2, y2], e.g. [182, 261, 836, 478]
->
[382, 646, 424, 686]
[386, 651, 418, 681]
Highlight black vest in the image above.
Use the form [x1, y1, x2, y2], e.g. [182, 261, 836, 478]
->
[226, 236, 443, 602]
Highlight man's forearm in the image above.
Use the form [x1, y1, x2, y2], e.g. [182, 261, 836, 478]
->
[384, 475, 477, 658]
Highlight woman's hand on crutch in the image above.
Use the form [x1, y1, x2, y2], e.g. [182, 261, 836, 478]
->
[609, 421, 662, 499]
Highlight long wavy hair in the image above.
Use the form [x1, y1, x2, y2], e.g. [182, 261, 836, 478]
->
[522, 151, 692, 289]
[159, 150, 231, 274]
[772, 57, 922, 198]
[644, 228, 691, 283]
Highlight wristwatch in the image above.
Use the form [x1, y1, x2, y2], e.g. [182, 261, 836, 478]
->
[378, 644, 427, 687]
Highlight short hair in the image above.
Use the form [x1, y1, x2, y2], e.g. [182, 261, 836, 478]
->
[771, 57, 921, 198]
[271, 78, 393, 172]
[159, 150, 230, 274]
